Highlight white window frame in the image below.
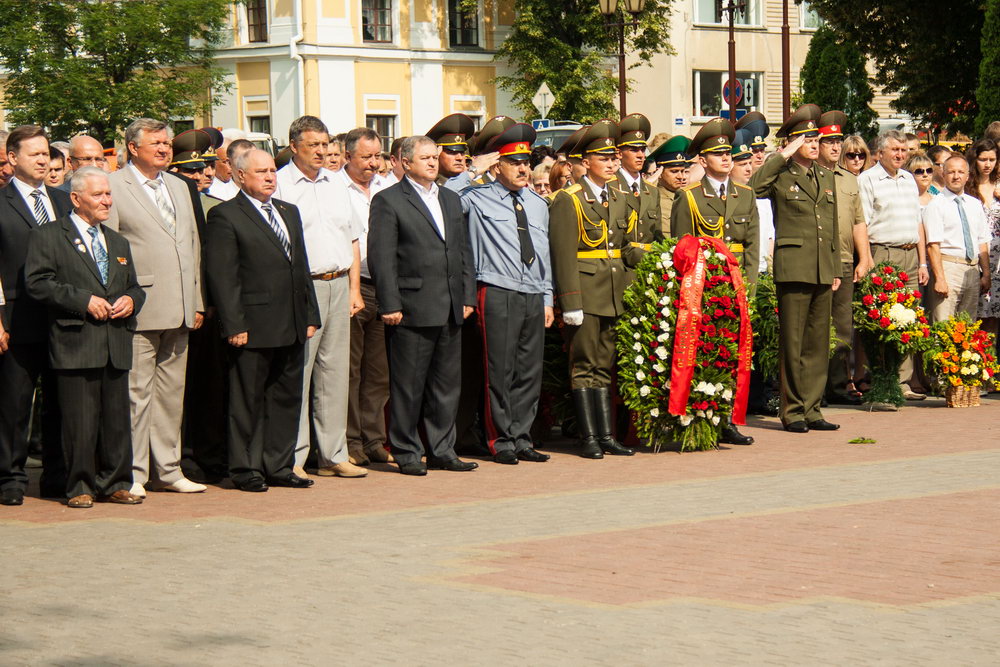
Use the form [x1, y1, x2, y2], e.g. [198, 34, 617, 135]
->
[692, 0, 762, 28]
[799, 1, 823, 31]
[691, 70, 764, 121]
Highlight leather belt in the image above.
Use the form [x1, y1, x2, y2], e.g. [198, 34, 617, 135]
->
[872, 242, 918, 250]
[629, 242, 653, 250]
[577, 249, 622, 259]
[941, 255, 978, 266]
[312, 269, 349, 281]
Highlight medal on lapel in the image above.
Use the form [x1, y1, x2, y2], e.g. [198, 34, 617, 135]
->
[73, 238, 87, 253]
[790, 184, 800, 193]
[117, 257, 128, 265]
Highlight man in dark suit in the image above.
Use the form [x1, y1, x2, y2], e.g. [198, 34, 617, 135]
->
[0, 125, 72, 505]
[24, 167, 146, 507]
[367, 135, 478, 476]
[204, 149, 321, 492]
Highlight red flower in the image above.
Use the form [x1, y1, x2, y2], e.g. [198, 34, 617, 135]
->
[895, 280, 904, 289]
[899, 271, 909, 281]
[661, 273, 669, 280]
[868, 309, 879, 319]
[883, 266, 895, 274]
[724, 309, 736, 318]
[657, 286, 665, 293]
[877, 293, 889, 302]
[650, 340, 658, 348]
[879, 317, 891, 328]
[713, 308, 724, 319]
[648, 354, 656, 361]
[914, 291, 922, 299]
[896, 293, 907, 303]
[872, 276, 883, 285]
[862, 295, 875, 306]
[922, 327, 930, 337]
[883, 284, 895, 293]
[719, 295, 732, 308]
[918, 316, 927, 324]
[901, 333, 911, 343]
[651, 324, 659, 332]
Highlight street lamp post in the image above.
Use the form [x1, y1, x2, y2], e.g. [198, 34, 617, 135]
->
[599, 0, 646, 118]
[719, 0, 747, 121]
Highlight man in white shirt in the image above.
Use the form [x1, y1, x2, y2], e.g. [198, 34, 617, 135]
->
[276, 116, 366, 479]
[206, 128, 246, 201]
[923, 155, 990, 321]
[339, 127, 392, 466]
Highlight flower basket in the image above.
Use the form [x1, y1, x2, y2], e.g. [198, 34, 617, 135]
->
[924, 313, 998, 405]
[945, 384, 980, 408]
[616, 236, 753, 452]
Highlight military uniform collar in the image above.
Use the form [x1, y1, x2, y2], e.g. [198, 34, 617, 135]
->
[581, 175, 609, 202]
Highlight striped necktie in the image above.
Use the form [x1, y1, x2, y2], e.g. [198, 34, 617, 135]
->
[145, 179, 176, 231]
[87, 226, 108, 285]
[30, 189, 50, 225]
[955, 197, 976, 262]
[261, 203, 291, 259]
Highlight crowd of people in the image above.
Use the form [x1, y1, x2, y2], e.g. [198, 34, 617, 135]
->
[0, 104, 997, 509]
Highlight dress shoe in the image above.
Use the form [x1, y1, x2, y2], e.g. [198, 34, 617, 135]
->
[827, 393, 862, 406]
[153, 478, 207, 493]
[428, 457, 479, 471]
[903, 390, 927, 400]
[398, 461, 428, 476]
[366, 445, 394, 463]
[233, 478, 269, 492]
[347, 445, 371, 467]
[67, 494, 93, 509]
[267, 473, 314, 488]
[1, 488, 24, 506]
[719, 423, 755, 445]
[129, 482, 147, 498]
[516, 448, 550, 462]
[784, 421, 809, 433]
[316, 461, 368, 478]
[806, 419, 840, 431]
[99, 490, 143, 504]
[493, 450, 519, 465]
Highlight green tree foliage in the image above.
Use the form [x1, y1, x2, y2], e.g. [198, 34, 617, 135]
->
[800, 25, 878, 138]
[0, 0, 233, 144]
[493, 0, 674, 123]
[806, 0, 984, 134]
[975, 0, 1000, 135]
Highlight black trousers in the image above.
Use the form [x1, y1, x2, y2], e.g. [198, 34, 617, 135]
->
[227, 344, 303, 485]
[181, 315, 228, 479]
[477, 285, 544, 454]
[0, 341, 64, 493]
[385, 322, 462, 465]
[56, 366, 132, 499]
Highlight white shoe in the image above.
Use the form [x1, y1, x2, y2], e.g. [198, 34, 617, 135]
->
[156, 478, 207, 493]
[129, 482, 147, 498]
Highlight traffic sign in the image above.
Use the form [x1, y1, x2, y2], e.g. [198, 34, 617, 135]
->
[722, 78, 743, 107]
[531, 119, 553, 130]
[719, 109, 748, 121]
[675, 117, 684, 126]
[532, 82, 554, 119]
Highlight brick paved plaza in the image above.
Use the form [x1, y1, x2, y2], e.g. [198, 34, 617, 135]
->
[2, 398, 999, 665]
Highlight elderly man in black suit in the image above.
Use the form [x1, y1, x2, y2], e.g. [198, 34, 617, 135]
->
[367, 135, 478, 476]
[0, 125, 72, 506]
[204, 149, 321, 492]
[25, 167, 146, 507]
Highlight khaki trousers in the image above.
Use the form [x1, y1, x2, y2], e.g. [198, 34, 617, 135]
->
[827, 261, 855, 398]
[926, 259, 981, 322]
[777, 282, 832, 424]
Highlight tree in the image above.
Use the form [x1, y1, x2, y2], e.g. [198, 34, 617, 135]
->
[799, 25, 878, 138]
[805, 0, 984, 135]
[976, 0, 1000, 135]
[0, 0, 233, 144]
[492, 0, 675, 123]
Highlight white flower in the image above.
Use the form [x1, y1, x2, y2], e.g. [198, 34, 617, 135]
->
[887, 303, 917, 326]
[661, 307, 671, 318]
[665, 381, 672, 389]
[650, 407, 660, 418]
[655, 262, 664, 270]
[715, 383, 725, 393]
[668, 270, 676, 278]
[657, 333, 669, 343]
[647, 273, 655, 282]
[633, 343, 642, 352]
[636, 371, 646, 381]
[984, 371, 991, 380]
[630, 317, 639, 325]
[639, 316, 647, 322]
[653, 363, 665, 373]
[639, 386, 651, 397]
[703, 250, 712, 259]
[972, 353, 981, 361]
[711, 415, 721, 425]
[634, 355, 644, 365]
[633, 333, 641, 340]
[679, 414, 691, 425]
[970, 364, 979, 374]
[696, 410, 705, 417]
[699, 382, 717, 396]
[706, 409, 714, 418]
[655, 347, 668, 359]
[660, 252, 671, 262]
[722, 389, 733, 400]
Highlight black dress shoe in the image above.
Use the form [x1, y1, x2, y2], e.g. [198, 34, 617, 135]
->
[516, 448, 550, 462]
[267, 473, 314, 488]
[233, 478, 268, 492]
[826, 393, 862, 406]
[806, 419, 840, 431]
[428, 457, 479, 471]
[784, 421, 809, 433]
[398, 462, 428, 476]
[493, 450, 518, 465]
[579, 438, 604, 459]
[719, 424, 755, 445]
[600, 438, 635, 456]
[1, 488, 24, 506]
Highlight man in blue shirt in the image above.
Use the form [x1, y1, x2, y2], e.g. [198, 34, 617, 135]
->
[461, 124, 554, 464]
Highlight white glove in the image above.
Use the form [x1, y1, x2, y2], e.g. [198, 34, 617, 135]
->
[562, 309, 584, 326]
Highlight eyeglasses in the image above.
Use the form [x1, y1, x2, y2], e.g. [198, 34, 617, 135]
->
[844, 152, 867, 160]
[70, 155, 108, 164]
[910, 168, 934, 176]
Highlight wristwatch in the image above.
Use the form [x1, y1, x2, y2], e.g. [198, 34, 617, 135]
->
[468, 165, 478, 177]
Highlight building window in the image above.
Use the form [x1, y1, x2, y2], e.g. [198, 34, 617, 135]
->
[800, 1, 822, 30]
[692, 70, 762, 118]
[693, 0, 759, 26]
[246, 0, 269, 43]
[172, 119, 194, 134]
[249, 115, 272, 135]
[362, 0, 393, 42]
[366, 115, 396, 152]
[448, 0, 479, 47]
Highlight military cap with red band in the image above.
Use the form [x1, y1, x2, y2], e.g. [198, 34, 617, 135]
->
[818, 110, 848, 138]
[486, 123, 537, 161]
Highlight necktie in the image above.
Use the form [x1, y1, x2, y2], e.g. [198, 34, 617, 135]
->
[87, 226, 108, 285]
[511, 192, 535, 267]
[631, 182, 639, 196]
[600, 189, 608, 206]
[718, 183, 726, 200]
[955, 197, 976, 262]
[30, 190, 50, 225]
[145, 179, 176, 231]
[261, 203, 291, 259]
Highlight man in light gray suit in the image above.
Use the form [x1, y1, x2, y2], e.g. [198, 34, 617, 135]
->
[105, 118, 207, 496]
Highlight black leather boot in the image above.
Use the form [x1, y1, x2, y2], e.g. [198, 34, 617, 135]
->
[571, 388, 603, 459]
[593, 387, 635, 456]
[719, 417, 754, 445]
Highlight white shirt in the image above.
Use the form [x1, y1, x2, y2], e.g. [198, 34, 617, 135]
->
[275, 161, 359, 273]
[857, 162, 921, 245]
[618, 169, 641, 194]
[11, 177, 55, 221]
[922, 188, 989, 259]
[243, 194, 291, 246]
[207, 177, 240, 201]
[129, 164, 175, 214]
[582, 176, 609, 202]
[70, 212, 108, 262]
[756, 198, 774, 273]
[705, 175, 730, 198]
[340, 168, 389, 279]
[406, 176, 446, 240]
[383, 171, 400, 187]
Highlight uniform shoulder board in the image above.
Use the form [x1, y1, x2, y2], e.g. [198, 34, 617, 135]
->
[564, 183, 582, 195]
[734, 182, 753, 191]
[681, 182, 701, 192]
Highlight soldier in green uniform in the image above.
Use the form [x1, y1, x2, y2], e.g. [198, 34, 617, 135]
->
[554, 125, 589, 188]
[549, 120, 635, 459]
[751, 104, 841, 433]
[647, 135, 691, 237]
[736, 111, 770, 174]
[426, 113, 499, 191]
[614, 114, 662, 265]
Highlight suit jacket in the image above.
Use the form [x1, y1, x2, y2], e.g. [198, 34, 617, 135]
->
[367, 177, 476, 328]
[24, 215, 145, 370]
[204, 192, 320, 349]
[752, 154, 839, 285]
[105, 166, 204, 331]
[0, 183, 73, 342]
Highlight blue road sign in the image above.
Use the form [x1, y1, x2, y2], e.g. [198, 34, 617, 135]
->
[722, 78, 743, 106]
[531, 119, 553, 130]
[720, 109, 748, 121]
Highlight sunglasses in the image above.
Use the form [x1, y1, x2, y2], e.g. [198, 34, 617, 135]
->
[910, 168, 934, 176]
[844, 152, 867, 160]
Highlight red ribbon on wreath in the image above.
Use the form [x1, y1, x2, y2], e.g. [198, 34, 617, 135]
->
[667, 236, 753, 424]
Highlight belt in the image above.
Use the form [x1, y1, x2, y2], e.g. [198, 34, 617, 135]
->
[577, 249, 622, 259]
[312, 269, 349, 281]
[872, 242, 918, 250]
[728, 243, 744, 253]
[941, 255, 978, 266]
[629, 242, 652, 250]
